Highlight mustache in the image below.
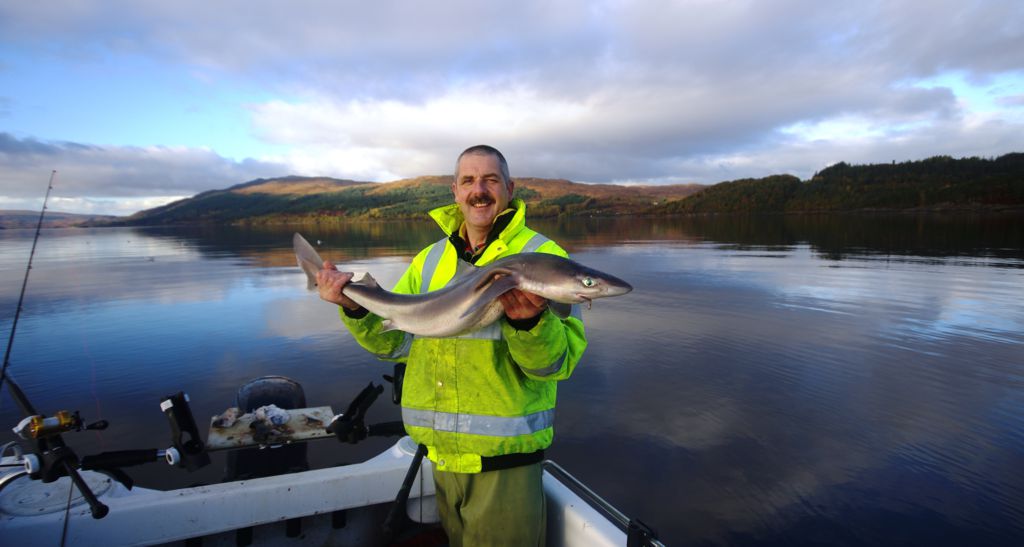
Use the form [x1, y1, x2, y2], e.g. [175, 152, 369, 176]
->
[468, 194, 495, 206]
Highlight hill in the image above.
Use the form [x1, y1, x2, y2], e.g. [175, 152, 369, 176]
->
[652, 153, 1024, 214]
[109, 175, 704, 225]
[46, 153, 1024, 227]
[0, 210, 120, 229]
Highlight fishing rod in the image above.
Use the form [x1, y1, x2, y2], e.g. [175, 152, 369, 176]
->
[1, 170, 55, 411]
[0, 190, 411, 528]
[0, 171, 111, 519]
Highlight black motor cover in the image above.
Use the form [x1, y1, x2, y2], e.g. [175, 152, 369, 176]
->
[223, 376, 309, 481]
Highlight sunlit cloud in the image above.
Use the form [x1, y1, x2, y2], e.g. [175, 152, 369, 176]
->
[0, 0, 1022, 214]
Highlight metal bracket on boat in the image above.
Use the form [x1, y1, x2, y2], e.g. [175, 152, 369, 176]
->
[327, 382, 382, 444]
[326, 381, 405, 444]
[160, 392, 211, 471]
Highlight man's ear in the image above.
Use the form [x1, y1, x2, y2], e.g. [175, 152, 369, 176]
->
[507, 179, 515, 196]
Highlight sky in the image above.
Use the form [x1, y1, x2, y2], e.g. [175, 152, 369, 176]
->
[1, 0, 1023, 216]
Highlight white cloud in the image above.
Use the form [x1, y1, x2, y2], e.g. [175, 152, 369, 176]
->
[1, 0, 1022, 209]
[0, 133, 288, 214]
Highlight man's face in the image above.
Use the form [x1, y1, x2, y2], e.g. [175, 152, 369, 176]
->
[452, 152, 514, 234]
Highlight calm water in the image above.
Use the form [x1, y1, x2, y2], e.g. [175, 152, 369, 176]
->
[1, 214, 1022, 546]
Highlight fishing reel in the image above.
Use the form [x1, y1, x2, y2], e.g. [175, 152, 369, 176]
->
[4, 401, 113, 518]
[13, 410, 108, 441]
[12, 409, 108, 480]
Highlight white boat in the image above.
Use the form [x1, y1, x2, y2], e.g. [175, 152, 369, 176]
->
[0, 378, 662, 546]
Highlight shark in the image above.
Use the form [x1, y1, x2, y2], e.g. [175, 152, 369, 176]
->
[293, 233, 632, 338]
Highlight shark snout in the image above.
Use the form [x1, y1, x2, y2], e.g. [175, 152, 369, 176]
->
[604, 276, 633, 296]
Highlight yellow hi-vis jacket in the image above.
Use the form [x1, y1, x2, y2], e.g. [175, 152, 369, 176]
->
[340, 199, 587, 473]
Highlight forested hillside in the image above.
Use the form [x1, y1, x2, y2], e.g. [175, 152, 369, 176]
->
[31, 152, 1023, 228]
[0, 210, 119, 229]
[110, 176, 702, 225]
[653, 153, 1024, 214]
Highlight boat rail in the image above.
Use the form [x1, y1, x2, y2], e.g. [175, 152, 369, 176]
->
[543, 460, 663, 547]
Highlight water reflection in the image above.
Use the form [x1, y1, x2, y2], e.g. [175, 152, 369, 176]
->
[0, 214, 1022, 545]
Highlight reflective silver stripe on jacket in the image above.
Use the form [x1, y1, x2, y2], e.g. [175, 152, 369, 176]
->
[422, 232, 551, 294]
[420, 238, 449, 294]
[375, 331, 414, 359]
[519, 349, 567, 377]
[402, 407, 555, 437]
[415, 232, 555, 341]
[455, 322, 503, 341]
[520, 233, 551, 254]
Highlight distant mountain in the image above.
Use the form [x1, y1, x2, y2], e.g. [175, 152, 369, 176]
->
[652, 153, 1024, 214]
[107, 175, 705, 225]
[50, 152, 1024, 228]
[0, 210, 120, 229]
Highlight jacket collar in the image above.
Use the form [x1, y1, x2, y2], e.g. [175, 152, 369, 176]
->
[429, 198, 528, 243]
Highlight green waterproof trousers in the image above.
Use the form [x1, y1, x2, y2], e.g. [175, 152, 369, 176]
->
[432, 463, 546, 547]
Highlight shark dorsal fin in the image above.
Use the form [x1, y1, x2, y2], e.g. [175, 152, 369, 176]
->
[350, 271, 379, 288]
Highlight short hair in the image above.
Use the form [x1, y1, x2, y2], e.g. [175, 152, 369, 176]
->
[455, 144, 511, 187]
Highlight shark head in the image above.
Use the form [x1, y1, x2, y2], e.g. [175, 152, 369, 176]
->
[506, 253, 633, 305]
[561, 260, 633, 304]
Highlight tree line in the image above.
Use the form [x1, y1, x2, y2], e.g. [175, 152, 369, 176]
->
[655, 153, 1024, 214]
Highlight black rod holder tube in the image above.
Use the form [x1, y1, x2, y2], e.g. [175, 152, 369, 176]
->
[381, 443, 427, 542]
[161, 392, 210, 471]
[62, 460, 108, 519]
[80, 449, 161, 470]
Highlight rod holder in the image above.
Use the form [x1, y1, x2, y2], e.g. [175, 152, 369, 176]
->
[160, 392, 210, 471]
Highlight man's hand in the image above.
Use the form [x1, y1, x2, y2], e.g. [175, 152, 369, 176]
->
[317, 260, 362, 311]
[499, 288, 547, 321]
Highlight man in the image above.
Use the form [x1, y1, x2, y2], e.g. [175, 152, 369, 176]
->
[316, 145, 587, 546]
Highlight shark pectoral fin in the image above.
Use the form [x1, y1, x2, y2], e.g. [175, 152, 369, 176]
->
[459, 274, 520, 319]
[548, 301, 572, 319]
[380, 319, 399, 333]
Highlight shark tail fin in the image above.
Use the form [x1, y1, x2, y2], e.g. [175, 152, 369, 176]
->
[294, 233, 326, 291]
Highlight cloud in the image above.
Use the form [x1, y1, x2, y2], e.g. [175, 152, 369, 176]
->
[0, 133, 287, 214]
[231, 1, 1024, 182]
[1, 0, 1022, 209]
[997, 94, 1024, 107]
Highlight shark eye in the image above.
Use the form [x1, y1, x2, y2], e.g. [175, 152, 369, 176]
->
[581, 277, 595, 288]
